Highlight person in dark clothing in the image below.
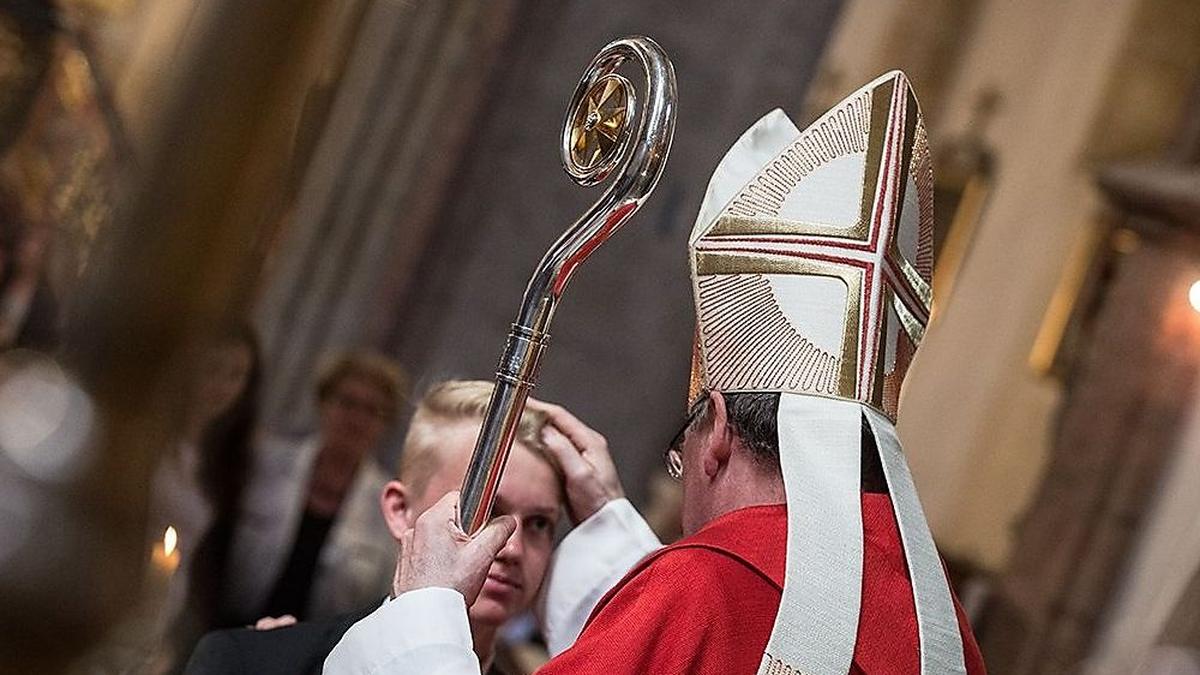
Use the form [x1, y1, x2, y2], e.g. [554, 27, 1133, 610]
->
[184, 605, 374, 675]
[185, 603, 515, 675]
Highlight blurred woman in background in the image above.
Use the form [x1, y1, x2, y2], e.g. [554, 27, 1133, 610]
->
[222, 351, 403, 627]
[149, 321, 262, 670]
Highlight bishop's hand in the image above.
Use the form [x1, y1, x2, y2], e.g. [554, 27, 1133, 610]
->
[393, 490, 517, 604]
[527, 398, 625, 524]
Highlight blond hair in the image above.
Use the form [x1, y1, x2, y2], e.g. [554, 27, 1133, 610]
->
[316, 350, 408, 421]
[399, 380, 559, 496]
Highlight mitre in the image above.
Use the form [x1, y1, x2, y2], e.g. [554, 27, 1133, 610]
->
[688, 71, 965, 675]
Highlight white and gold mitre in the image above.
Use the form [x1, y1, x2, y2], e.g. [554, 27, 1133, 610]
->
[688, 70, 933, 420]
[689, 72, 967, 674]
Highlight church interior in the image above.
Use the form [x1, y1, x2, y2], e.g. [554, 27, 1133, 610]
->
[1, 0, 1199, 673]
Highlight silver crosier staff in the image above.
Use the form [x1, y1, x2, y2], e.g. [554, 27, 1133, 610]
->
[457, 36, 677, 534]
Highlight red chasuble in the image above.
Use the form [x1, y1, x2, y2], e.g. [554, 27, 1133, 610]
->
[538, 497, 986, 674]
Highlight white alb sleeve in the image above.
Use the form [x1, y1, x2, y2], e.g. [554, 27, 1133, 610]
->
[323, 588, 479, 675]
[538, 498, 663, 656]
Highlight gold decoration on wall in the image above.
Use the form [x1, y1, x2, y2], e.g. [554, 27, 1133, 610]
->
[1028, 222, 1129, 379]
[2, 35, 125, 297]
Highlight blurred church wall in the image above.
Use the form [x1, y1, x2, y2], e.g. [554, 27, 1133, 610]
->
[0, 1, 369, 669]
[1088, 343, 1200, 673]
[815, 0, 1200, 672]
[254, 0, 524, 431]
[815, 0, 1200, 572]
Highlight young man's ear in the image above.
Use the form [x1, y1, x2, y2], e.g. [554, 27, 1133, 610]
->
[700, 390, 733, 479]
[379, 480, 415, 542]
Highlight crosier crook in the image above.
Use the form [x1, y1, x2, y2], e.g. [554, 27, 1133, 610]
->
[457, 36, 677, 535]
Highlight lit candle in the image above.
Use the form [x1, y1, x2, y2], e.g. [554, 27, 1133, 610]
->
[134, 526, 182, 671]
[147, 525, 182, 614]
[147, 526, 181, 644]
[150, 526, 181, 577]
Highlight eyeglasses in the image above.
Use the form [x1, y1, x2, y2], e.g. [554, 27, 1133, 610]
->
[663, 393, 709, 480]
[664, 426, 685, 480]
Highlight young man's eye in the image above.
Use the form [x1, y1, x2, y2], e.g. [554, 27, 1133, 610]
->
[527, 516, 553, 533]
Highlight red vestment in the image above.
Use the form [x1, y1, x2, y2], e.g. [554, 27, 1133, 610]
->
[538, 497, 986, 674]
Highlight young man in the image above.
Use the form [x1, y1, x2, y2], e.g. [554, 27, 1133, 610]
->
[187, 380, 581, 674]
[325, 71, 987, 674]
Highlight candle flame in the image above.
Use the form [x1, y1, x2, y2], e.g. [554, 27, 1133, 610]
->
[163, 526, 178, 557]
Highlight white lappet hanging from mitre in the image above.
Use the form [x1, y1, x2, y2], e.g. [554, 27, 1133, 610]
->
[687, 71, 966, 675]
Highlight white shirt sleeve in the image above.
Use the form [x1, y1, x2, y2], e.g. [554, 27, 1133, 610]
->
[323, 588, 479, 675]
[538, 498, 663, 656]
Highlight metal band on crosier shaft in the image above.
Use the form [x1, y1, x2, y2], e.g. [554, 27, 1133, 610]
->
[457, 36, 677, 535]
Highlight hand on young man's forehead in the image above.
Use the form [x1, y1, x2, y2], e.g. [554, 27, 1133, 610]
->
[411, 418, 565, 517]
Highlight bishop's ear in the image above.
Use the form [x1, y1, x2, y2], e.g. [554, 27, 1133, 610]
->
[700, 390, 734, 478]
[379, 480, 415, 541]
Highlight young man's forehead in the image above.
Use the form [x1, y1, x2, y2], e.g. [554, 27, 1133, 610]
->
[500, 443, 567, 510]
[412, 418, 564, 499]
[492, 487, 562, 517]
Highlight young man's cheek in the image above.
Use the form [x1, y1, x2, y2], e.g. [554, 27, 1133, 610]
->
[524, 543, 554, 594]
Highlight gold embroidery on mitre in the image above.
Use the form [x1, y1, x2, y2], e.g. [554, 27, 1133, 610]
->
[894, 288, 927, 344]
[694, 251, 861, 398]
[687, 325, 705, 408]
[910, 113, 935, 281]
[886, 81, 933, 323]
[696, 274, 842, 396]
[880, 304, 917, 419]
[710, 90, 872, 241]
